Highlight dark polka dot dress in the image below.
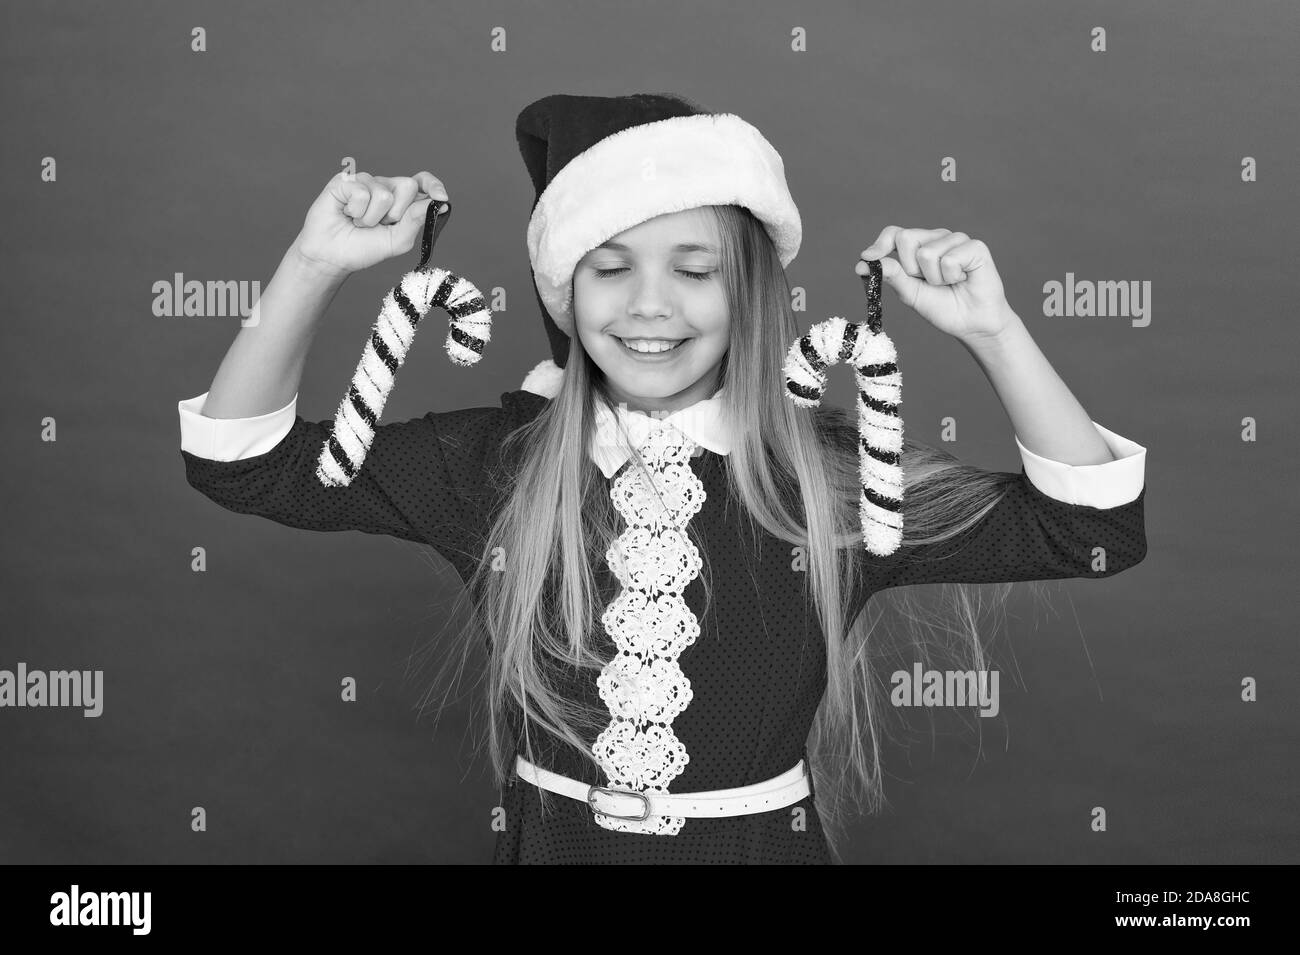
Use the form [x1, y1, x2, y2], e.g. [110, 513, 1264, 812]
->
[181, 389, 1148, 864]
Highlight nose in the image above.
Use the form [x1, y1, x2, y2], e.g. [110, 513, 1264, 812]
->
[626, 272, 674, 322]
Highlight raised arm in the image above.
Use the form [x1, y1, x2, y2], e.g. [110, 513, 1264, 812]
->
[849, 227, 1150, 591]
[180, 169, 489, 565]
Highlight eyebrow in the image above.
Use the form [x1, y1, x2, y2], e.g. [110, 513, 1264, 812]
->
[594, 241, 719, 254]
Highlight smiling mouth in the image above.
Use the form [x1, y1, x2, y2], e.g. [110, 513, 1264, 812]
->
[614, 336, 690, 354]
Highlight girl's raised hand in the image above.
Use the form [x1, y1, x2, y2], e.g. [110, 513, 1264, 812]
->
[856, 226, 1014, 344]
[293, 171, 450, 279]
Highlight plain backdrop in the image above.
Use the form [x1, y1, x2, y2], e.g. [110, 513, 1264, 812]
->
[1, 0, 1297, 865]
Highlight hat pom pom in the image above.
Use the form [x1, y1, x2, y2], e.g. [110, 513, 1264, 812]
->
[521, 358, 564, 398]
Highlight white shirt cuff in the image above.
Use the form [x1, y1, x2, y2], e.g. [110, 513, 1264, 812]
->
[178, 391, 299, 461]
[1015, 421, 1146, 508]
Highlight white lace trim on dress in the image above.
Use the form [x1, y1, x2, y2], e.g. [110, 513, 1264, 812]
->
[591, 423, 705, 835]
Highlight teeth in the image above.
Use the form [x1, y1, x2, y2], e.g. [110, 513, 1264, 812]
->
[620, 338, 684, 354]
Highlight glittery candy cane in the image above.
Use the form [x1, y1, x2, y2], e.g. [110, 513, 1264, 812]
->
[781, 258, 902, 556]
[316, 201, 493, 487]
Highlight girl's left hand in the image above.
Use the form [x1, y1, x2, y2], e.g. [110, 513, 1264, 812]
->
[856, 226, 1014, 344]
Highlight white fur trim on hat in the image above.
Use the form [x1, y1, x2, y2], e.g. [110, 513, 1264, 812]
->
[520, 358, 563, 398]
[526, 113, 801, 338]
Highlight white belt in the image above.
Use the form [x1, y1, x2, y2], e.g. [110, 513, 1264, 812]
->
[514, 755, 811, 822]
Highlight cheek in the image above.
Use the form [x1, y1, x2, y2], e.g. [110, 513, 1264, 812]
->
[701, 287, 729, 331]
[572, 283, 613, 332]
[571, 293, 598, 340]
[701, 305, 730, 341]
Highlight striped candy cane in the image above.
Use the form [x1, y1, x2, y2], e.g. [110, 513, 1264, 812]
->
[316, 201, 493, 487]
[781, 258, 903, 556]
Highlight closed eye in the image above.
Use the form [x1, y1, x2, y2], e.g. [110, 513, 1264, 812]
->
[592, 267, 714, 282]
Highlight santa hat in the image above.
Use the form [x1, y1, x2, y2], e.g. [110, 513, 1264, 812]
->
[515, 92, 802, 376]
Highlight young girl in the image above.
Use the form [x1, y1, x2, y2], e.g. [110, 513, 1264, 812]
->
[178, 92, 1148, 864]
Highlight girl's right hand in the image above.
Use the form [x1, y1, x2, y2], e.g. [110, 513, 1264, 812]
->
[292, 171, 450, 278]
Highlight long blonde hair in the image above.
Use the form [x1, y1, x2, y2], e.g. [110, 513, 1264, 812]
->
[412, 204, 1043, 860]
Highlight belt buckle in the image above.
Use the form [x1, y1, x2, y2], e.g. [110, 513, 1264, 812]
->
[587, 784, 652, 822]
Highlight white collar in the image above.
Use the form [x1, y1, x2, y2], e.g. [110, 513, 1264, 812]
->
[589, 386, 730, 478]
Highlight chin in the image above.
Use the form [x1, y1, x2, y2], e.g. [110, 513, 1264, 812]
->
[604, 373, 691, 398]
